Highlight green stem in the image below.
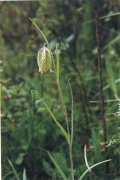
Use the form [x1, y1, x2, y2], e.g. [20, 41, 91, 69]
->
[56, 80, 74, 180]
[29, 17, 50, 50]
[29, 17, 55, 70]
[79, 159, 111, 180]
[57, 81, 70, 134]
[69, 144, 74, 180]
[0, 63, 2, 180]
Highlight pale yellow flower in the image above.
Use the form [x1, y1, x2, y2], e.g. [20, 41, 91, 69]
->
[37, 46, 52, 74]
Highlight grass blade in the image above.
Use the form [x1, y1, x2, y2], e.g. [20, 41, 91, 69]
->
[8, 159, 21, 180]
[55, 44, 60, 82]
[79, 159, 111, 180]
[43, 102, 70, 145]
[104, 35, 120, 49]
[106, 59, 118, 99]
[23, 169, 27, 180]
[68, 80, 74, 145]
[84, 144, 91, 171]
[99, 12, 120, 20]
[86, 12, 120, 23]
[29, 17, 50, 49]
[2, 171, 13, 180]
[48, 152, 67, 180]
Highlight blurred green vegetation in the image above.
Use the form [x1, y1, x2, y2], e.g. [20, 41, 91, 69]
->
[1, 0, 120, 179]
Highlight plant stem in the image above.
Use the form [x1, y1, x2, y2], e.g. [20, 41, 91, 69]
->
[92, 0, 110, 174]
[29, 17, 49, 49]
[57, 81, 70, 135]
[92, 0, 107, 147]
[79, 159, 111, 180]
[56, 80, 74, 180]
[0, 63, 2, 180]
[69, 144, 74, 180]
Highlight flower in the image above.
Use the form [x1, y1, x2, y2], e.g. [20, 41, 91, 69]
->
[37, 46, 52, 74]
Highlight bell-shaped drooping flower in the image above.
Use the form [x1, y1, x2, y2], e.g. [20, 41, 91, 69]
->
[37, 45, 52, 74]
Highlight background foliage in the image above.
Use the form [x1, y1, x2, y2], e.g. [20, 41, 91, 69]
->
[1, 0, 120, 179]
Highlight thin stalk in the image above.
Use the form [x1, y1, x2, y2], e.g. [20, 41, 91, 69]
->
[92, 0, 107, 147]
[79, 159, 111, 180]
[29, 17, 55, 70]
[56, 81, 74, 180]
[85, 12, 120, 24]
[0, 61, 2, 180]
[69, 59, 91, 125]
[69, 144, 74, 180]
[55, 50, 74, 179]
[68, 80, 74, 145]
[68, 80, 74, 180]
[90, 99, 120, 103]
[29, 17, 49, 49]
[8, 159, 21, 180]
[56, 81, 70, 135]
[84, 145, 91, 171]
[92, 0, 109, 174]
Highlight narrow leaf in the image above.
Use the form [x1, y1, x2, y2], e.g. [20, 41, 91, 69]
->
[55, 44, 60, 82]
[79, 159, 111, 180]
[2, 171, 13, 180]
[48, 152, 67, 180]
[8, 159, 21, 180]
[104, 35, 120, 49]
[86, 12, 120, 23]
[43, 102, 70, 145]
[29, 17, 50, 49]
[68, 80, 74, 145]
[84, 144, 91, 171]
[23, 169, 27, 180]
[106, 59, 118, 99]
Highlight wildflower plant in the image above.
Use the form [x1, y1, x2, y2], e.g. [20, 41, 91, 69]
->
[29, 18, 111, 180]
